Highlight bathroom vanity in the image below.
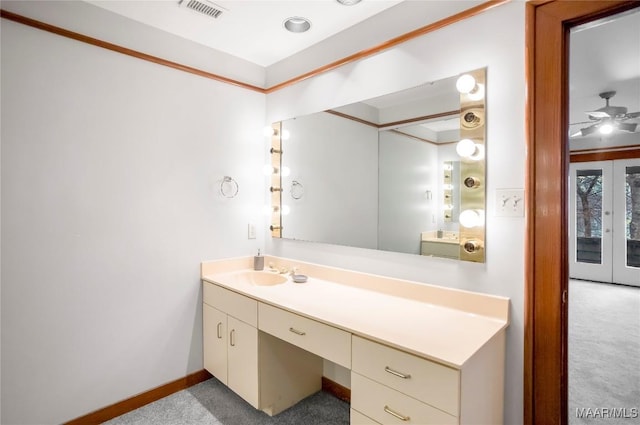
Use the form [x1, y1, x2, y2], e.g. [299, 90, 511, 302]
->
[201, 256, 509, 424]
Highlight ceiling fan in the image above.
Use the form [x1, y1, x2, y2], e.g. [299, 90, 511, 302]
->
[570, 91, 640, 137]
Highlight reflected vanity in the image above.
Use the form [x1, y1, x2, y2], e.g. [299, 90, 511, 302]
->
[266, 68, 486, 262]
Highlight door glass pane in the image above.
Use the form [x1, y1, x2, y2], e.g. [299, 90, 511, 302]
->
[576, 169, 603, 264]
[625, 166, 640, 268]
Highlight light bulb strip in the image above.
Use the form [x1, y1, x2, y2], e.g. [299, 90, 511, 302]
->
[269, 122, 283, 237]
[458, 68, 486, 262]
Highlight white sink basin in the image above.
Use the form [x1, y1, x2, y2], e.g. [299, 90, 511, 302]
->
[230, 270, 287, 286]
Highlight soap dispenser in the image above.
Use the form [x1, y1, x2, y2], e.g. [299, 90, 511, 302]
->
[254, 249, 264, 271]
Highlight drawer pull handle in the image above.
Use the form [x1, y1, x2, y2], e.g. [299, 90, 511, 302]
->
[385, 366, 411, 379]
[289, 327, 306, 336]
[216, 322, 223, 339]
[230, 329, 236, 347]
[384, 405, 410, 422]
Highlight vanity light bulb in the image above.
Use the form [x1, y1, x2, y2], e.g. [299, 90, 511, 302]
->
[456, 138, 477, 158]
[263, 205, 275, 215]
[281, 129, 291, 140]
[263, 165, 291, 176]
[281, 205, 291, 215]
[456, 74, 476, 94]
[263, 126, 276, 137]
[467, 83, 485, 101]
[459, 209, 485, 228]
[443, 164, 453, 171]
[443, 183, 453, 190]
[599, 123, 614, 135]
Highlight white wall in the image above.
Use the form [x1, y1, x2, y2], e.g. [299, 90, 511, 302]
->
[0, 15, 265, 425]
[266, 2, 526, 424]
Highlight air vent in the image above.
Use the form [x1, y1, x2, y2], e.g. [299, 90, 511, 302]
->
[179, 0, 226, 19]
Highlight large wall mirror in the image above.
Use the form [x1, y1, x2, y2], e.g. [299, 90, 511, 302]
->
[267, 68, 486, 262]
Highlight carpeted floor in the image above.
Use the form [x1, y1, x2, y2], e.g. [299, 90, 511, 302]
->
[568, 279, 640, 425]
[103, 377, 349, 425]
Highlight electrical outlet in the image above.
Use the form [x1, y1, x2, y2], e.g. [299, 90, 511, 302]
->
[496, 189, 525, 217]
[248, 222, 256, 239]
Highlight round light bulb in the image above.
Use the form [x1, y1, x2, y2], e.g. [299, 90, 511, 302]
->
[456, 138, 477, 158]
[263, 165, 276, 175]
[281, 129, 291, 140]
[467, 83, 485, 101]
[281, 205, 291, 215]
[599, 123, 613, 135]
[456, 74, 476, 94]
[281, 166, 291, 177]
[263, 126, 275, 137]
[459, 209, 485, 228]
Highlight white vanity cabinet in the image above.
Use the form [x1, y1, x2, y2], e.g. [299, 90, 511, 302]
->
[203, 281, 324, 416]
[201, 257, 509, 425]
[351, 335, 458, 424]
[203, 282, 259, 408]
[258, 303, 351, 369]
[351, 333, 506, 425]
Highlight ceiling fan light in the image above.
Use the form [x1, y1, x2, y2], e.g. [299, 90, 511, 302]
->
[336, 0, 362, 5]
[599, 123, 614, 135]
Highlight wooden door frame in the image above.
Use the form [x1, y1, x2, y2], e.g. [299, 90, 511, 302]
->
[525, 1, 640, 424]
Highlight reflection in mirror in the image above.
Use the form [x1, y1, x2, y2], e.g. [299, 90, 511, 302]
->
[269, 69, 486, 262]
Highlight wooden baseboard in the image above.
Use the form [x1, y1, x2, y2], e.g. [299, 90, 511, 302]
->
[322, 376, 351, 404]
[64, 369, 212, 425]
[65, 371, 347, 424]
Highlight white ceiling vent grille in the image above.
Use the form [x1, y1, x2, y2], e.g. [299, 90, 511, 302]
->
[179, 0, 227, 19]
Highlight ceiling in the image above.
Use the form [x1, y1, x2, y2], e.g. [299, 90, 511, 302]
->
[86, 0, 403, 67]
[569, 7, 640, 140]
[83, 0, 638, 142]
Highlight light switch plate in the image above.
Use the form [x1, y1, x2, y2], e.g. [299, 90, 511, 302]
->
[248, 222, 256, 239]
[496, 189, 525, 217]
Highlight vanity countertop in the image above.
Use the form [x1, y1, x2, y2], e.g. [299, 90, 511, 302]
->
[201, 256, 509, 369]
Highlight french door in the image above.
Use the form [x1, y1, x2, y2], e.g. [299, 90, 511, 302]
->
[569, 159, 640, 286]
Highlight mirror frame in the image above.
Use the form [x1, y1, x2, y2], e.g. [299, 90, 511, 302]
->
[267, 67, 487, 262]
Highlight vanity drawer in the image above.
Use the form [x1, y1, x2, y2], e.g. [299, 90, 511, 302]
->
[258, 303, 351, 368]
[352, 373, 457, 425]
[352, 335, 460, 416]
[203, 282, 257, 327]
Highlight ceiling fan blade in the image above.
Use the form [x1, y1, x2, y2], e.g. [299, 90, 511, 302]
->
[624, 111, 640, 119]
[618, 122, 638, 133]
[587, 111, 610, 119]
[579, 124, 598, 137]
[570, 121, 595, 125]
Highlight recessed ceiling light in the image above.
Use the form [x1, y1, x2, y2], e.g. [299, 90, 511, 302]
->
[283, 17, 311, 33]
[336, 0, 362, 5]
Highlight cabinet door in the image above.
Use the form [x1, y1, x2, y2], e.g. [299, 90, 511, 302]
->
[203, 304, 227, 385]
[228, 316, 259, 408]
